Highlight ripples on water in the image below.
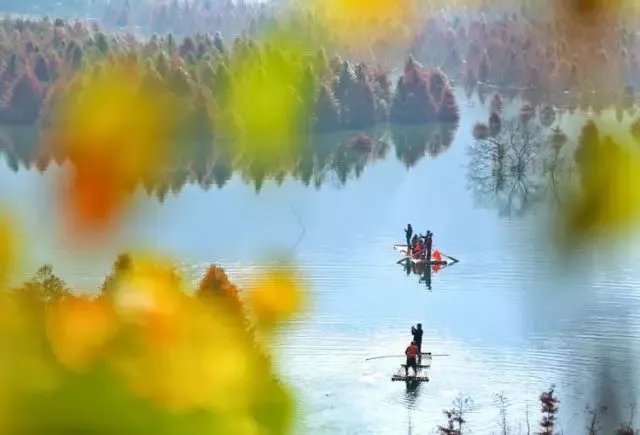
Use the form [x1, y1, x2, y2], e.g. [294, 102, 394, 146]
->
[136, 182, 640, 435]
[172, 228, 640, 434]
[5, 92, 640, 433]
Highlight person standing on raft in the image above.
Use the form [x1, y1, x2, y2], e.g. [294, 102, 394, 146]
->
[404, 341, 419, 377]
[425, 231, 433, 262]
[410, 234, 419, 255]
[405, 224, 413, 250]
[412, 323, 424, 361]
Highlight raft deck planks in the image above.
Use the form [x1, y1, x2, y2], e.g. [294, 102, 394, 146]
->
[391, 356, 432, 382]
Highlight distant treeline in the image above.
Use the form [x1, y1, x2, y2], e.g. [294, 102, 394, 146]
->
[4, 0, 640, 107]
[411, 9, 640, 107]
[99, 0, 640, 105]
[0, 17, 459, 132]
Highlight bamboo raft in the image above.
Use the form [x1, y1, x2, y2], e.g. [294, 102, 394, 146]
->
[391, 354, 432, 382]
[393, 245, 459, 265]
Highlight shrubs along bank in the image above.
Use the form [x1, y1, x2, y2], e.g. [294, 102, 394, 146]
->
[437, 387, 638, 434]
[0, 16, 459, 130]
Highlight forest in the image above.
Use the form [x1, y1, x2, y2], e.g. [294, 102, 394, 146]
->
[0, 16, 459, 129]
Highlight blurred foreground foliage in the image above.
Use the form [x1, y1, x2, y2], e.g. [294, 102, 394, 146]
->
[0, 253, 303, 435]
[468, 96, 640, 248]
[561, 118, 640, 246]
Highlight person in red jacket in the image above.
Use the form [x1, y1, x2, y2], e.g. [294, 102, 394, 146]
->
[405, 341, 419, 377]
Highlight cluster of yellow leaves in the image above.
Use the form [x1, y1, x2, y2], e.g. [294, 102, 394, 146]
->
[225, 37, 309, 171]
[45, 61, 179, 240]
[557, 119, 640, 247]
[247, 268, 305, 328]
[306, 0, 422, 49]
[0, 247, 305, 434]
[0, 213, 20, 284]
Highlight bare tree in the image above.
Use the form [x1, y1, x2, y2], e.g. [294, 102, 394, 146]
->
[467, 116, 548, 216]
[615, 402, 638, 435]
[437, 394, 474, 435]
[541, 125, 573, 207]
[495, 392, 510, 435]
[15, 264, 70, 303]
[585, 404, 607, 435]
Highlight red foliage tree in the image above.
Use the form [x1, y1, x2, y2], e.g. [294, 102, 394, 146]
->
[196, 265, 247, 325]
[539, 387, 559, 435]
[438, 86, 459, 123]
[390, 56, 439, 123]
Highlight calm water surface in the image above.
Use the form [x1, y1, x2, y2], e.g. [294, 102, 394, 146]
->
[2, 90, 640, 434]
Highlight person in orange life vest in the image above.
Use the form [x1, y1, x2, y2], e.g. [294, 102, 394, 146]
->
[405, 341, 419, 377]
[411, 234, 418, 249]
[409, 234, 420, 257]
[412, 243, 419, 257]
[431, 250, 443, 273]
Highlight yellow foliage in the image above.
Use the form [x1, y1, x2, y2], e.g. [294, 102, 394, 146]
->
[109, 297, 257, 413]
[46, 61, 178, 237]
[0, 48, 303, 435]
[0, 213, 20, 284]
[101, 255, 259, 413]
[560, 123, 640, 244]
[111, 254, 184, 344]
[0, 253, 299, 431]
[0, 292, 58, 434]
[46, 296, 117, 372]
[310, 0, 421, 47]
[226, 41, 307, 169]
[247, 269, 305, 326]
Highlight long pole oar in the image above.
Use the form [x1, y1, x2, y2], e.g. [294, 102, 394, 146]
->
[365, 353, 450, 361]
[365, 354, 402, 361]
[440, 252, 459, 263]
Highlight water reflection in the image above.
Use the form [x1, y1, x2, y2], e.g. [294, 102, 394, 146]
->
[466, 83, 637, 122]
[396, 256, 458, 290]
[466, 113, 571, 217]
[391, 123, 459, 168]
[0, 123, 459, 195]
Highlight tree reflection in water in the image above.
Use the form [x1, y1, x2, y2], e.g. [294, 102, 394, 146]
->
[467, 112, 572, 217]
[0, 122, 459, 199]
[391, 122, 458, 168]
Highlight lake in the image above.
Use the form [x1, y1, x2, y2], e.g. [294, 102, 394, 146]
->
[2, 88, 640, 434]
